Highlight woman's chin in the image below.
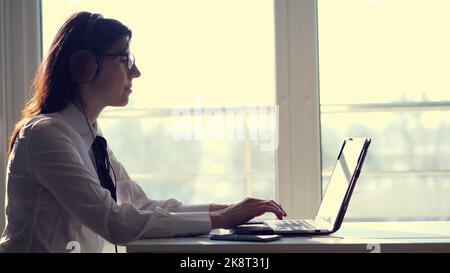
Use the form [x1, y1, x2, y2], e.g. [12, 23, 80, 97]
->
[110, 97, 129, 107]
[120, 91, 132, 105]
[120, 98, 130, 106]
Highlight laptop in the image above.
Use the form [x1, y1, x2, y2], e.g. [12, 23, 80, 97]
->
[233, 137, 371, 236]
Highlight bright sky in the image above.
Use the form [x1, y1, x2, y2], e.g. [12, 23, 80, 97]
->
[41, 0, 450, 109]
[41, 0, 276, 109]
[318, 0, 450, 105]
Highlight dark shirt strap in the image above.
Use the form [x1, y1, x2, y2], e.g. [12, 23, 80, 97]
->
[91, 136, 117, 202]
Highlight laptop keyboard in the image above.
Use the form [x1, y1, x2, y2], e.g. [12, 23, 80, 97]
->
[272, 220, 316, 231]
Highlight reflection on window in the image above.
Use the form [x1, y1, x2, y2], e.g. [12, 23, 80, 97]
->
[318, 0, 450, 221]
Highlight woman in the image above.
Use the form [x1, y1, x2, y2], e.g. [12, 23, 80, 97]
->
[0, 12, 286, 253]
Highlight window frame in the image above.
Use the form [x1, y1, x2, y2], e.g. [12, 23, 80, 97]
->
[275, 0, 322, 219]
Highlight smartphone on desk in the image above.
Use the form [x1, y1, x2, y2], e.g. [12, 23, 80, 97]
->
[210, 234, 282, 242]
[232, 224, 274, 235]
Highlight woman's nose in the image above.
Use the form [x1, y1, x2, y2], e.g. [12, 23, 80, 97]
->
[130, 64, 141, 79]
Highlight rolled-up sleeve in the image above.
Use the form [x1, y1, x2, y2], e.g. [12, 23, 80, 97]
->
[27, 119, 211, 244]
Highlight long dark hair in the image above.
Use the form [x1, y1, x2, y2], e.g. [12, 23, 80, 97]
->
[7, 12, 131, 158]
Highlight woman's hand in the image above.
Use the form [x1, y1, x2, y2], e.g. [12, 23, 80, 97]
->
[209, 197, 287, 229]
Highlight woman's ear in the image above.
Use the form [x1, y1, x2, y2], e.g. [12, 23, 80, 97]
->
[68, 50, 99, 83]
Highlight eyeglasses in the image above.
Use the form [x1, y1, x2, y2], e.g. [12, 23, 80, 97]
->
[103, 52, 136, 70]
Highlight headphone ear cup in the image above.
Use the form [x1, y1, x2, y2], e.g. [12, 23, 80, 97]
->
[68, 50, 98, 83]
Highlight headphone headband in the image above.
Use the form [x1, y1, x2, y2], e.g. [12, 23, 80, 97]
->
[83, 13, 103, 49]
[69, 13, 104, 83]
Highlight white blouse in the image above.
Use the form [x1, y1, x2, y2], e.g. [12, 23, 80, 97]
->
[0, 103, 212, 253]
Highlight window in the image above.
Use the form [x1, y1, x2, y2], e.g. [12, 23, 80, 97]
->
[41, 0, 277, 205]
[10, 0, 445, 227]
[318, 0, 450, 221]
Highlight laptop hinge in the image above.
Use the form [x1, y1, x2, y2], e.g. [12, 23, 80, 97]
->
[311, 218, 334, 231]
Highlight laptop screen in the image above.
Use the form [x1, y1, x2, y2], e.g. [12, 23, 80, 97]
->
[316, 138, 368, 227]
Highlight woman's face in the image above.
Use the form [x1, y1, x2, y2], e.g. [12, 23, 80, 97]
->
[90, 35, 141, 107]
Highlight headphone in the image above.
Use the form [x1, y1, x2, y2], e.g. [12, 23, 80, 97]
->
[68, 13, 104, 83]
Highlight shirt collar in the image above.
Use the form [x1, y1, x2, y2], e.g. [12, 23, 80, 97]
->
[59, 103, 102, 150]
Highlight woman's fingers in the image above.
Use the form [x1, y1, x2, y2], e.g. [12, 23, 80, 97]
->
[270, 200, 287, 217]
[254, 204, 285, 220]
[257, 199, 287, 217]
[239, 198, 287, 219]
[242, 198, 285, 212]
[273, 201, 287, 216]
[211, 198, 288, 229]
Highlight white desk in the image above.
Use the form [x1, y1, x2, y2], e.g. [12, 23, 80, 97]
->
[126, 221, 450, 253]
